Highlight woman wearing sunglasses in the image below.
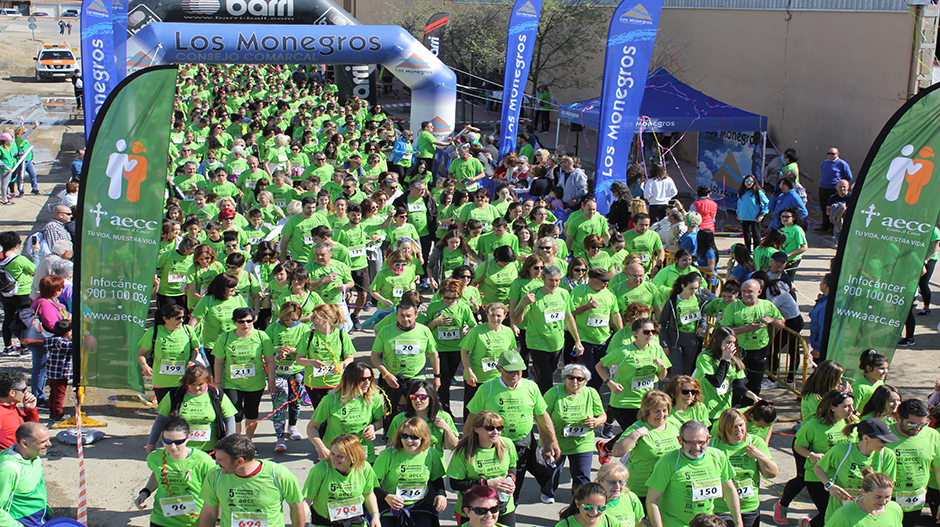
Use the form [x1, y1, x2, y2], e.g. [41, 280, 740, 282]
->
[137, 304, 201, 404]
[542, 364, 606, 504]
[370, 250, 418, 311]
[583, 235, 614, 273]
[594, 463, 644, 527]
[710, 409, 778, 527]
[135, 417, 215, 527]
[447, 411, 518, 527]
[307, 361, 384, 463]
[147, 365, 236, 454]
[508, 255, 545, 361]
[190, 273, 248, 369]
[595, 318, 669, 430]
[664, 375, 709, 426]
[535, 236, 568, 276]
[212, 307, 275, 441]
[460, 486, 506, 527]
[659, 273, 709, 378]
[563, 258, 589, 292]
[373, 418, 447, 527]
[303, 434, 382, 527]
[693, 327, 752, 421]
[387, 380, 459, 458]
[296, 303, 355, 410]
[424, 279, 478, 411]
[555, 482, 619, 527]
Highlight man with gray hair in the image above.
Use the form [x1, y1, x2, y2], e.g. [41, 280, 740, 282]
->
[558, 157, 588, 209]
[512, 265, 583, 393]
[49, 259, 74, 312]
[30, 241, 71, 301]
[303, 242, 352, 305]
[481, 134, 498, 160]
[646, 419, 743, 527]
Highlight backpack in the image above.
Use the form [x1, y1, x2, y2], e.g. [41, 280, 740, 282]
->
[0, 255, 21, 297]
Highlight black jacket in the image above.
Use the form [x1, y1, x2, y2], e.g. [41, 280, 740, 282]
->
[393, 192, 439, 235]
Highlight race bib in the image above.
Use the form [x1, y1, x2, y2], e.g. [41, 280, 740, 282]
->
[481, 358, 499, 372]
[196, 136, 206, 143]
[392, 287, 405, 298]
[640, 253, 650, 263]
[736, 482, 754, 499]
[168, 274, 186, 283]
[896, 488, 927, 508]
[232, 511, 268, 527]
[437, 326, 460, 340]
[349, 245, 366, 258]
[466, 181, 480, 191]
[480, 221, 490, 231]
[716, 380, 730, 396]
[313, 364, 338, 377]
[172, 137, 183, 144]
[304, 236, 315, 245]
[327, 498, 363, 522]
[229, 363, 256, 379]
[680, 311, 701, 325]
[408, 202, 425, 213]
[691, 478, 721, 502]
[274, 200, 286, 208]
[631, 375, 655, 391]
[159, 360, 186, 376]
[248, 237, 263, 245]
[200, 285, 208, 296]
[231, 167, 245, 176]
[396, 483, 427, 501]
[401, 153, 412, 161]
[563, 424, 591, 437]
[275, 363, 294, 375]
[395, 339, 421, 355]
[544, 306, 564, 324]
[188, 424, 210, 442]
[586, 314, 609, 328]
[160, 495, 197, 517]
[277, 153, 288, 163]
[183, 194, 196, 202]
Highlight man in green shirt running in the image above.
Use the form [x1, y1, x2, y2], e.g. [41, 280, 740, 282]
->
[646, 420, 743, 527]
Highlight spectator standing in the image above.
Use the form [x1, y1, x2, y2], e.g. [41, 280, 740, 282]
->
[0, 232, 35, 355]
[826, 179, 852, 239]
[643, 163, 677, 222]
[818, 147, 853, 232]
[558, 157, 587, 210]
[42, 206, 72, 247]
[736, 175, 768, 252]
[69, 149, 83, 182]
[768, 177, 807, 228]
[690, 186, 718, 232]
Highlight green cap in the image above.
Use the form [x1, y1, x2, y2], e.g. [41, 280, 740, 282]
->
[498, 350, 526, 371]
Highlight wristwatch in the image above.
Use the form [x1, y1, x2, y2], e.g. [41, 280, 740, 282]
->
[823, 481, 832, 491]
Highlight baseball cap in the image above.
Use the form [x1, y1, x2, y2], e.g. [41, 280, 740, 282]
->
[771, 251, 788, 261]
[588, 268, 612, 281]
[0, 133, 12, 142]
[498, 350, 526, 371]
[857, 418, 899, 443]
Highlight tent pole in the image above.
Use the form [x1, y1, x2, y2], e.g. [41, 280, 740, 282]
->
[555, 120, 561, 152]
[761, 130, 768, 185]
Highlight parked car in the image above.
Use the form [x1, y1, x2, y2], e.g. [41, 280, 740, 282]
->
[0, 8, 22, 16]
[32, 11, 50, 16]
[61, 9, 79, 17]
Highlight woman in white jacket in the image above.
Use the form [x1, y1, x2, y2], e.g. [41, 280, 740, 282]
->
[643, 163, 677, 222]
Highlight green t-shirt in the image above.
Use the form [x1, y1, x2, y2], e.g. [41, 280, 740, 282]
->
[817, 443, 896, 522]
[303, 259, 353, 304]
[200, 461, 302, 527]
[477, 233, 519, 260]
[459, 204, 501, 233]
[385, 222, 420, 248]
[794, 417, 857, 482]
[614, 280, 665, 313]
[423, 298, 478, 352]
[146, 448, 216, 527]
[801, 394, 822, 422]
[603, 491, 644, 527]
[157, 250, 194, 297]
[416, 131, 436, 159]
[780, 224, 807, 261]
[282, 213, 330, 263]
[264, 320, 310, 376]
[186, 262, 225, 305]
[601, 342, 670, 409]
[703, 298, 736, 327]
[156, 389, 237, 451]
[138, 325, 201, 388]
[824, 500, 903, 527]
[303, 460, 377, 522]
[372, 447, 445, 509]
[372, 323, 438, 378]
[311, 392, 385, 461]
[387, 411, 459, 458]
[521, 287, 573, 352]
[190, 294, 248, 352]
[888, 424, 940, 508]
[213, 330, 275, 391]
[467, 378, 547, 442]
[692, 353, 745, 419]
[461, 324, 518, 385]
[565, 211, 610, 259]
[273, 290, 324, 320]
[650, 264, 702, 291]
[710, 434, 773, 513]
[2, 254, 35, 296]
[722, 300, 782, 350]
[371, 267, 418, 307]
[445, 437, 518, 513]
[668, 403, 711, 427]
[851, 377, 883, 414]
[233, 271, 262, 307]
[404, 197, 431, 237]
[543, 385, 604, 455]
[622, 230, 662, 272]
[570, 283, 619, 345]
[477, 259, 520, 307]
[623, 419, 680, 497]
[296, 328, 355, 388]
[645, 448, 735, 526]
[335, 223, 369, 271]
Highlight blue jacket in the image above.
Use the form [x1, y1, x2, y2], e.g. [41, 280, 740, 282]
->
[769, 189, 808, 228]
[391, 137, 413, 165]
[809, 294, 828, 352]
[736, 188, 769, 222]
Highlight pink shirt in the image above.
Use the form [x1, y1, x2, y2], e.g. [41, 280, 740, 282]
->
[691, 198, 718, 232]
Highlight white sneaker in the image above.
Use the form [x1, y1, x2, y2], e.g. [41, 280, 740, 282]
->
[761, 379, 778, 390]
[275, 439, 287, 452]
[540, 493, 555, 504]
[289, 425, 302, 441]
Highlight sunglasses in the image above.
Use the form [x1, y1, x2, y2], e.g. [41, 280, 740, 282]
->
[172, 316, 186, 321]
[360, 376, 373, 383]
[400, 433, 421, 442]
[539, 246, 554, 250]
[483, 425, 504, 432]
[581, 503, 607, 512]
[590, 246, 604, 250]
[409, 393, 430, 401]
[163, 437, 187, 445]
[442, 296, 459, 301]
[573, 268, 587, 272]
[681, 389, 700, 396]
[641, 329, 659, 336]
[468, 506, 500, 516]
[455, 275, 471, 279]
[531, 266, 544, 271]
[235, 319, 253, 324]
[566, 376, 586, 382]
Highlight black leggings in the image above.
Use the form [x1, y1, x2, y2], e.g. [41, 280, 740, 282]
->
[741, 220, 761, 252]
[223, 388, 265, 422]
[530, 348, 561, 394]
[437, 350, 462, 409]
[780, 445, 806, 506]
[804, 481, 830, 527]
[922, 259, 938, 308]
[0, 294, 31, 345]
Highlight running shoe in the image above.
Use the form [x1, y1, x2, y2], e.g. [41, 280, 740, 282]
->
[540, 493, 555, 504]
[773, 500, 787, 525]
[799, 517, 811, 527]
[596, 440, 611, 464]
[274, 439, 287, 452]
[898, 337, 915, 347]
[600, 423, 615, 439]
[289, 425, 302, 441]
[918, 309, 931, 317]
[351, 315, 362, 331]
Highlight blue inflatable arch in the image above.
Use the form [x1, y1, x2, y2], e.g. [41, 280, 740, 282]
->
[126, 23, 457, 138]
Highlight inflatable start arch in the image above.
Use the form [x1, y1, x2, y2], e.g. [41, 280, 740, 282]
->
[126, 23, 457, 138]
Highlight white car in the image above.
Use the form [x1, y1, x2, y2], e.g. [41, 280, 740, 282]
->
[0, 8, 22, 16]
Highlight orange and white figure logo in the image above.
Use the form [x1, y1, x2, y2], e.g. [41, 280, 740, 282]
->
[885, 144, 935, 205]
[105, 139, 148, 202]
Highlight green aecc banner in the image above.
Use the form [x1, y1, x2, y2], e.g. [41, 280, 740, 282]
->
[75, 66, 178, 392]
[825, 83, 940, 381]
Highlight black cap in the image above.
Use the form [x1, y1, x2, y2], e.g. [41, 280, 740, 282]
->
[771, 251, 788, 261]
[857, 418, 899, 443]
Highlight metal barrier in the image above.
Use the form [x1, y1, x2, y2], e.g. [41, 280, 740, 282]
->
[663, 249, 675, 268]
[700, 270, 724, 295]
[765, 323, 810, 400]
